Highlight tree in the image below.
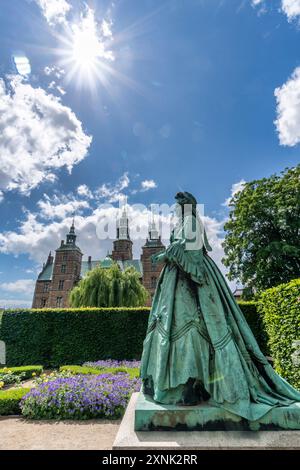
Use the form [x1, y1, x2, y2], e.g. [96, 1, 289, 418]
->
[222, 165, 300, 292]
[69, 263, 149, 307]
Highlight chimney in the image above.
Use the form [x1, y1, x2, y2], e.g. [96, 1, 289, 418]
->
[61, 240, 64, 247]
[88, 256, 92, 263]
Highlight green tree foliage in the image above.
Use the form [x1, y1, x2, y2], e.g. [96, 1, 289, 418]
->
[69, 264, 148, 308]
[223, 165, 300, 291]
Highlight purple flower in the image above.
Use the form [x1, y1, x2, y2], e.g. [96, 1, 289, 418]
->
[83, 360, 141, 369]
[20, 373, 141, 420]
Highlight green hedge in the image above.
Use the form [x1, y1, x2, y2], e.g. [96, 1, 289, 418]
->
[0, 366, 43, 379]
[59, 365, 140, 379]
[258, 279, 300, 389]
[0, 304, 265, 367]
[0, 388, 31, 415]
[238, 301, 269, 355]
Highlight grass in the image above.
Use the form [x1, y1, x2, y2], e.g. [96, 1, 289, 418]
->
[59, 365, 140, 379]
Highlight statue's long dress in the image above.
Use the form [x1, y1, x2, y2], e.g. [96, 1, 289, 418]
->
[140, 214, 300, 422]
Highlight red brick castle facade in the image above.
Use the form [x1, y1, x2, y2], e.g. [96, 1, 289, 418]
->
[32, 209, 165, 308]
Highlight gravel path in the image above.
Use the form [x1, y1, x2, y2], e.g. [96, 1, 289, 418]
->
[0, 417, 120, 450]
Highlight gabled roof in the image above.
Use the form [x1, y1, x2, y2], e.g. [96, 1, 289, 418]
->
[37, 263, 54, 281]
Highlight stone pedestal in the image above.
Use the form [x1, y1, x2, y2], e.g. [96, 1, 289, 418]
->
[135, 391, 300, 431]
[112, 393, 300, 450]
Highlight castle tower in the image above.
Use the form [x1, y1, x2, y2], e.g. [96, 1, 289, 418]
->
[111, 206, 133, 261]
[48, 221, 83, 308]
[141, 215, 165, 305]
[32, 252, 54, 308]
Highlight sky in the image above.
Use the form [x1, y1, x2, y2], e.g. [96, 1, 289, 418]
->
[0, 0, 299, 307]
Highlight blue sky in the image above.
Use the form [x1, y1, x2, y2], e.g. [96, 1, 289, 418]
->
[0, 0, 299, 307]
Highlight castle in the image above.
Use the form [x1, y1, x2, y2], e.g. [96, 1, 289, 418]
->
[32, 208, 165, 308]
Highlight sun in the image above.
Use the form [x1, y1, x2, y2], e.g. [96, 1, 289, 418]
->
[56, 7, 115, 91]
[71, 27, 100, 70]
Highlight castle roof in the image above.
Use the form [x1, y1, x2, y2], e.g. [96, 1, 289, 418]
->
[37, 258, 143, 281]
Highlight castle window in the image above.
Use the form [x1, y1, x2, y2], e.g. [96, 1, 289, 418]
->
[74, 265, 78, 275]
[58, 280, 64, 290]
[151, 276, 157, 288]
[40, 298, 47, 308]
[151, 260, 157, 271]
[43, 283, 49, 293]
[63, 254, 68, 261]
[56, 297, 63, 308]
[61, 264, 66, 273]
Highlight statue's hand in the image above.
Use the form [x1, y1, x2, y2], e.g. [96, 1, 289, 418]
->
[152, 251, 166, 263]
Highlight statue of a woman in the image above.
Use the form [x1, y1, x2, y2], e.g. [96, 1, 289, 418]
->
[140, 191, 300, 423]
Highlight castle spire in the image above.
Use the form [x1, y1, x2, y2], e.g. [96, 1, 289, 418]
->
[66, 217, 77, 245]
[149, 211, 159, 240]
[117, 203, 130, 240]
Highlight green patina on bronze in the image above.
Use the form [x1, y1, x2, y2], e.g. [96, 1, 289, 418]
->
[139, 191, 300, 430]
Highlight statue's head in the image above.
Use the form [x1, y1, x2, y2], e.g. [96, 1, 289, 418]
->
[175, 191, 197, 207]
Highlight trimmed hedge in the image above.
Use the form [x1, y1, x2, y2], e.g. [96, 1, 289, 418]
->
[0, 304, 265, 367]
[0, 366, 43, 379]
[258, 279, 300, 389]
[238, 301, 269, 355]
[59, 365, 102, 375]
[0, 388, 31, 415]
[59, 365, 140, 379]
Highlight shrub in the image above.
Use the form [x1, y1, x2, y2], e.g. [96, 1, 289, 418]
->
[0, 304, 265, 367]
[0, 388, 31, 415]
[0, 370, 25, 387]
[59, 365, 102, 375]
[83, 360, 141, 369]
[258, 279, 300, 389]
[238, 301, 269, 355]
[21, 373, 141, 420]
[60, 365, 140, 379]
[0, 366, 43, 380]
[0, 308, 149, 367]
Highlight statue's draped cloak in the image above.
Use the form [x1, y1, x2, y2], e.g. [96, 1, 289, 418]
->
[140, 215, 300, 422]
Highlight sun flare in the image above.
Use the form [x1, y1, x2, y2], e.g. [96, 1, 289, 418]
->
[56, 7, 115, 90]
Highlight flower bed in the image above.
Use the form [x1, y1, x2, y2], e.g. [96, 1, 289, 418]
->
[83, 360, 141, 369]
[21, 373, 141, 420]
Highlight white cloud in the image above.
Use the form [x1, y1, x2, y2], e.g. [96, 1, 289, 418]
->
[141, 180, 157, 191]
[37, 194, 90, 219]
[96, 173, 130, 203]
[101, 19, 113, 38]
[77, 184, 93, 199]
[223, 179, 246, 207]
[0, 299, 32, 308]
[282, 0, 300, 21]
[34, 0, 71, 26]
[252, 0, 300, 21]
[275, 67, 300, 147]
[0, 76, 92, 195]
[48, 80, 66, 95]
[69, 6, 115, 64]
[44, 66, 65, 78]
[0, 279, 35, 294]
